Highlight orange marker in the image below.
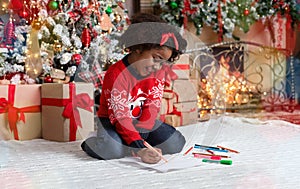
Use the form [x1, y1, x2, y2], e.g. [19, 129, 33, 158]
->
[217, 145, 239, 153]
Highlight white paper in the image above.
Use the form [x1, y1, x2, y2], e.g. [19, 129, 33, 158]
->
[119, 154, 202, 173]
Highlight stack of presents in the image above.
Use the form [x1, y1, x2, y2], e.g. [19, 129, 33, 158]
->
[0, 54, 199, 142]
[158, 54, 199, 127]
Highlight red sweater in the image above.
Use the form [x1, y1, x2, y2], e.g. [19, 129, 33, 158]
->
[97, 55, 174, 146]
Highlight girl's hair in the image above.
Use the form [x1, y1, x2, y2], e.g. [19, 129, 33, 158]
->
[119, 13, 187, 62]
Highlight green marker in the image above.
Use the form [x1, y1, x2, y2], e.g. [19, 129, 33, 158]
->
[202, 158, 232, 165]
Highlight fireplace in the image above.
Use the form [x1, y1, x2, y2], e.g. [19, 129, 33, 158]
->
[188, 41, 296, 118]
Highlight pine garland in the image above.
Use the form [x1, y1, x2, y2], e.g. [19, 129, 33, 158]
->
[153, 0, 300, 39]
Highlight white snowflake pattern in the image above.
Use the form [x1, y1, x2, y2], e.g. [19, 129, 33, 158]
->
[149, 78, 165, 100]
[106, 88, 128, 112]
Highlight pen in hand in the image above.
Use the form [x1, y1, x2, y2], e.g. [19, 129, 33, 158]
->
[143, 141, 168, 163]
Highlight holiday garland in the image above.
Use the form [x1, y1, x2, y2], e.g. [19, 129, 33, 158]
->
[154, 0, 300, 41]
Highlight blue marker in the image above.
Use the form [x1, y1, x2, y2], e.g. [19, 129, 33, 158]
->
[194, 144, 229, 153]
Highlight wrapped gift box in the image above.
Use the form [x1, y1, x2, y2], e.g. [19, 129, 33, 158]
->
[172, 79, 198, 102]
[173, 101, 198, 113]
[172, 54, 190, 79]
[160, 101, 198, 127]
[175, 101, 198, 125]
[159, 90, 177, 115]
[0, 84, 41, 140]
[41, 83, 94, 142]
[170, 101, 198, 127]
[164, 111, 198, 127]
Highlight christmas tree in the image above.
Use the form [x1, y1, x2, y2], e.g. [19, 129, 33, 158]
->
[153, 0, 300, 41]
[0, 0, 129, 86]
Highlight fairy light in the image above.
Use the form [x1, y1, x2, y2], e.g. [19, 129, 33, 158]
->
[1, 1, 8, 13]
[198, 55, 261, 118]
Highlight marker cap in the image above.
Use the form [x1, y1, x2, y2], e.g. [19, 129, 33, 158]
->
[219, 159, 232, 165]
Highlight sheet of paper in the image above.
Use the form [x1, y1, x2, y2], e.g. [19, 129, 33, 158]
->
[119, 154, 202, 173]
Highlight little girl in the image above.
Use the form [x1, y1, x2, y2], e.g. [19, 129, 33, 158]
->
[81, 13, 187, 164]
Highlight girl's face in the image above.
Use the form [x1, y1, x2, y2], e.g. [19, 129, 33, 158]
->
[130, 47, 173, 77]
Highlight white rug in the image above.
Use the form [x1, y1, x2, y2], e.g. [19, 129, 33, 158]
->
[1, 116, 300, 189]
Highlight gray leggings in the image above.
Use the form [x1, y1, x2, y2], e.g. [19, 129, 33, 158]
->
[81, 118, 186, 160]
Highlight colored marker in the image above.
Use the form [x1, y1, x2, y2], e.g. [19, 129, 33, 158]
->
[217, 145, 240, 153]
[202, 158, 232, 165]
[194, 144, 220, 150]
[183, 146, 193, 156]
[193, 153, 221, 160]
[192, 152, 230, 158]
[194, 145, 229, 153]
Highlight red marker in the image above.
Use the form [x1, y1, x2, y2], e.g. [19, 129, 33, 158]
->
[183, 146, 193, 156]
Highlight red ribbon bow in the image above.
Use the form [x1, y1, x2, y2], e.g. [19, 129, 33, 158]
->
[160, 33, 179, 50]
[0, 85, 41, 140]
[162, 64, 178, 87]
[41, 83, 94, 141]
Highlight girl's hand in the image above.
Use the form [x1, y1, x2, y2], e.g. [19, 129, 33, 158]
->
[136, 148, 162, 164]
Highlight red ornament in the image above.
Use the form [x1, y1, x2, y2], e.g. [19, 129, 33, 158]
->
[244, 8, 250, 16]
[81, 27, 91, 47]
[192, 0, 203, 3]
[279, 0, 284, 6]
[19, 10, 29, 18]
[8, 0, 23, 12]
[44, 75, 53, 83]
[72, 53, 82, 65]
[4, 18, 15, 46]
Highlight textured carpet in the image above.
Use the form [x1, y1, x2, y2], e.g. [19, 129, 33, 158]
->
[1, 116, 300, 189]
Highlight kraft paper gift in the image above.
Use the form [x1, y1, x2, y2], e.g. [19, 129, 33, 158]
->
[0, 84, 41, 140]
[173, 101, 198, 125]
[159, 89, 179, 115]
[172, 54, 190, 79]
[160, 101, 198, 127]
[164, 111, 198, 127]
[172, 79, 198, 102]
[41, 82, 94, 142]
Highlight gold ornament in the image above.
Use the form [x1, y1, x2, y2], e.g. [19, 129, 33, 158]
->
[114, 13, 122, 23]
[0, 0, 9, 15]
[31, 18, 43, 30]
[53, 40, 62, 53]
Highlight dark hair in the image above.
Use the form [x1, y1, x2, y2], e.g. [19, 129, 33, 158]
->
[119, 13, 187, 62]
